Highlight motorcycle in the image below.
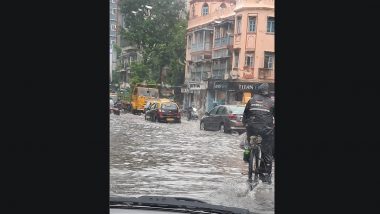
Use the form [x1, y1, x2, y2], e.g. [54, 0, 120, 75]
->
[187, 107, 199, 121]
[111, 100, 122, 115]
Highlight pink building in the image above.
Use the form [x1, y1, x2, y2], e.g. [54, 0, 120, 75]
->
[182, 0, 274, 113]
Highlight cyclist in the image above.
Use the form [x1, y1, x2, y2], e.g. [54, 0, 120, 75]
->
[242, 83, 274, 184]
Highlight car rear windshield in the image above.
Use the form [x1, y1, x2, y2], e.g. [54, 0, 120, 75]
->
[228, 106, 245, 114]
[161, 103, 177, 110]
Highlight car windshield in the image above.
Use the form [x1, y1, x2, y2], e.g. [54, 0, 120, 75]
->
[161, 103, 177, 110]
[110, 0, 274, 213]
[228, 106, 245, 114]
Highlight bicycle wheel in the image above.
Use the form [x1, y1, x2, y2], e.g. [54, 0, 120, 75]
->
[256, 145, 262, 182]
[247, 148, 258, 191]
[248, 148, 256, 182]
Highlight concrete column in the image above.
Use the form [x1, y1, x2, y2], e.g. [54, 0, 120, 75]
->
[203, 30, 206, 50]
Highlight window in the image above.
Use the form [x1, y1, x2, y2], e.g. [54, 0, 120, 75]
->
[220, 3, 226, 9]
[129, 56, 133, 64]
[267, 17, 275, 33]
[161, 103, 178, 110]
[209, 107, 219, 115]
[235, 92, 243, 101]
[236, 16, 242, 34]
[111, 24, 117, 31]
[111, 8, 117, 15]
[220, 27, 225, 38]
[202, 3, 209, 16]
[216, 107, 225, 115]
[188, 35, 192, 49]
[245, 52, 254, 67]
[248, 16, 256, 32]
[264, 52, 274, 69]
[234, 50, 240, 67]
[192, 5, 195, 17]
[215, 27, 220, 39]
[228, 106, 245, 114]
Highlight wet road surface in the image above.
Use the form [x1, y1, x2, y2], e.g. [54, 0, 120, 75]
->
[110, 113, 274, 214]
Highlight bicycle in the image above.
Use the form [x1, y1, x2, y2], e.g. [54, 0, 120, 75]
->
[246, 127, 274, 190]
[246, 135, 262, 190]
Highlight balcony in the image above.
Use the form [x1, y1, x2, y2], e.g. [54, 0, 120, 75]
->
[191, 42, 212, 52]
[191, 77, 201, 82]
[191, 54, 212, 62]
[214, 36, 233, 48]
[202, 73, 210, 81]
[258, 68, 274, 80]
[212, 69, 227, 80]
[190, 67, 211, 82]
[212, 49, 231, 59]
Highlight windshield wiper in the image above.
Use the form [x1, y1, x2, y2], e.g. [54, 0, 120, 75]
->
[110, 196, 254, 214]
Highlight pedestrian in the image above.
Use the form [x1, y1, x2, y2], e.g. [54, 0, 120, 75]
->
[242, 83, 275, 184]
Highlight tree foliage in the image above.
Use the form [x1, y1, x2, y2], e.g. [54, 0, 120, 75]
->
[119, 0, 187, 86]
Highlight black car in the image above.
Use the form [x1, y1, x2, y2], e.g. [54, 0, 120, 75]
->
[200, 105, 246, 133]
[145, 101, 181, 123]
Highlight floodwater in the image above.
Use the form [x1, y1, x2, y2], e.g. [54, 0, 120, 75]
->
[110, 113, 274, 214]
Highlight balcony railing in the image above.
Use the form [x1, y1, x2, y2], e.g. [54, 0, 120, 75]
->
[212, 50, 231, 59]
[214, 36, 233, 48]
[191, 42, 212, 52]
[258, 68, 274, 80]
[212, 69, 227, 79]
[190, 73, 201, 82]
[191, 54, 212, 62]
[192, 69, 211, 74]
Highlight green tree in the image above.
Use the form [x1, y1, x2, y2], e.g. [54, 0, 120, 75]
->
[119, 0, 187, 85]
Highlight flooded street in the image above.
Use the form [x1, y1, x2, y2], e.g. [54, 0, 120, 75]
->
[110, 113, 274, 214]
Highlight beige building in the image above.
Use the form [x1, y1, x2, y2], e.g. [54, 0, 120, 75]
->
[182, 0, 274, 113]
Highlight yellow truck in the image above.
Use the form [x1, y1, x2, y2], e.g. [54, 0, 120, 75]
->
[130, 84, 159, 115]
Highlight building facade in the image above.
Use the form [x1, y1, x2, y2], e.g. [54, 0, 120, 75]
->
[110, 0, 124, 83]
[182, 0, 274, 114]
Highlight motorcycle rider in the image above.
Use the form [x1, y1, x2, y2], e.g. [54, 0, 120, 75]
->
[187, 105, 194, 120]
[242, 83, 274, 184]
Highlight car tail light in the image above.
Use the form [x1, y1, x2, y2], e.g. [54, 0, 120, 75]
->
[228, 114, 237, 120]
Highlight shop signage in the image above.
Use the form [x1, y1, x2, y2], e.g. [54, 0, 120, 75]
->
[237, 83, 257, 90]
[189, 83, 201, 90]
[209, 81, 274, 92]
[181, 88, 189, 93]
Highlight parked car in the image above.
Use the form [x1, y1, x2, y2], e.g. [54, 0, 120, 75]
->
[145, 99, 181, 123]
[200, 105, 246, 134]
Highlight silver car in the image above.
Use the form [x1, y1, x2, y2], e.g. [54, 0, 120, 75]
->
[200, 105, 246, 134]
